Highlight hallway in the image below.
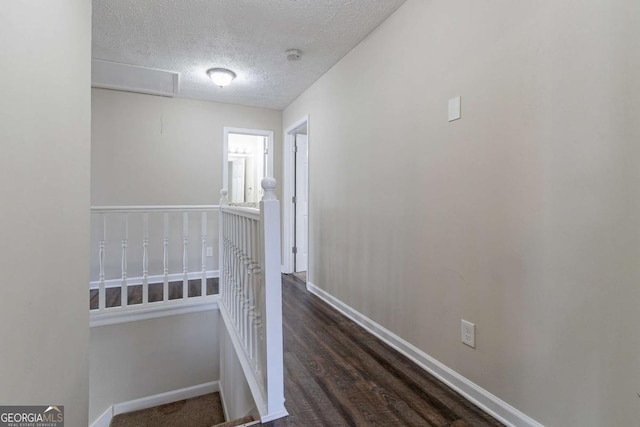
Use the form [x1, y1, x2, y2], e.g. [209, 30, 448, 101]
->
[268, 275, 503, 426]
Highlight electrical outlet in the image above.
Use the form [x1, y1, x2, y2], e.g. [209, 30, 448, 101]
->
[461, 319, 475, 348]
[206, 246, 214, 257]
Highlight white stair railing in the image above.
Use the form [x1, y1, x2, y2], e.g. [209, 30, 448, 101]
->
[219, 177, 287, 423]
[89, 205, 219, 314]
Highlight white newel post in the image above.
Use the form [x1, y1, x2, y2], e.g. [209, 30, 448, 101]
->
[219, 189, 229, 307]
[260, 177, 285, 415]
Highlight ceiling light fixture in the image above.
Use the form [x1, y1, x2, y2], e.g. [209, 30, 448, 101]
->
[207, 68, 236, 87]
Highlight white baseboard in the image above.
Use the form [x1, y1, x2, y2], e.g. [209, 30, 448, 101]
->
[261, 409, 291, 423]
[89, 407, 112, 427]
[90, 270, 219, 289]
[89, 381, 219, 427]
[218, 380, 230, 423]
[113, 381, 220, 416]
[306, 282, 544, 427]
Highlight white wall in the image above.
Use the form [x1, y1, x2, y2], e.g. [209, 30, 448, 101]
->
[283, 1, 640, 426]
[91, 88, 282, 206]
[0, 1, 91, 426]
[89, 311, 220, 423]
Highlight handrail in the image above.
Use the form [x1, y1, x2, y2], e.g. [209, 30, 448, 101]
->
[220, 205, 260, 220]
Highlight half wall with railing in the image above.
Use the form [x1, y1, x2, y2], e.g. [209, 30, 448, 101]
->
[218, 178, 287, 422]
[89, 205, 220, 326]
[88, 178, 287, 423]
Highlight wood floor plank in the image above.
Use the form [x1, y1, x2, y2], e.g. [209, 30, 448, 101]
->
[329, 325, 452, 426]
[283, 320, 394, 426]
[328, 300, 494, 424]
[268, 274, 504, 427]
[335, 318, 501, 425]
[283, 305, 444, 426]
[284, 352, 356, 426]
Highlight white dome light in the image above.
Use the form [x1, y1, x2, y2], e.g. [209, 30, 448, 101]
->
[207, 68, 236, 87]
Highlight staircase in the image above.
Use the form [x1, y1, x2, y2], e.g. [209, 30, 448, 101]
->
[90, 179, 287, 427]
[109, 393, 258, 427]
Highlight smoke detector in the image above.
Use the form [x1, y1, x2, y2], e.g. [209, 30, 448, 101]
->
[286, 49, 302, 61]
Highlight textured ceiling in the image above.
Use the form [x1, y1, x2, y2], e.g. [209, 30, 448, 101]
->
[92, 0, 407, 110]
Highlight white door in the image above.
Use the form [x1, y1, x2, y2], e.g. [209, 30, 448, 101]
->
[295, 134, 308, 272]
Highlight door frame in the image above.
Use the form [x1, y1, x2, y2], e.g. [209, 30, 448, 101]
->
[222, 127, 274, 197]
[283, 115, 309, 275]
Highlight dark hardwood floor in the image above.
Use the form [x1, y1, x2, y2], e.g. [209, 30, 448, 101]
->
[266, 274, 503, 427]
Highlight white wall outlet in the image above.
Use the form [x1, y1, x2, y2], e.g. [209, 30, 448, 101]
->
[448, 96, 461, 122]
[461, 319, 475, 348]
[206, 246, 214, 257]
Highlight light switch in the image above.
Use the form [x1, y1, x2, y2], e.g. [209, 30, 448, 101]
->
[448, 96, 461, 122]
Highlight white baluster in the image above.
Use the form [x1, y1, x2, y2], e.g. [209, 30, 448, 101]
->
[201, 211, 207, 297]
[254, 216, 264, 377]
[231, 214, 237, 323]
[241, 217, 249, 347]
[221, 211, 226, 306]
[223, 212, 229, 306]
[221, 211, 227, 306]
[235, 216, 242, 330]
[245, 218, 254, 351]
[242, 217, 249, 350]
[98, 214, 106, 311]
[234, 215, 241, 327]
[250, 218, 261, 367]
[142, 212, 149, 305]
[219, 189, 228, 306]
[229, 212, 235, 318]
[121, 213, 129, 308]
[226, 211, 232, 308]
[246, 217, 256, 356]
[254, 281, 264, 379]
[237, 216, 243, 336]
[183, 212, 189, 299]
[163, 213, 169, 302]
